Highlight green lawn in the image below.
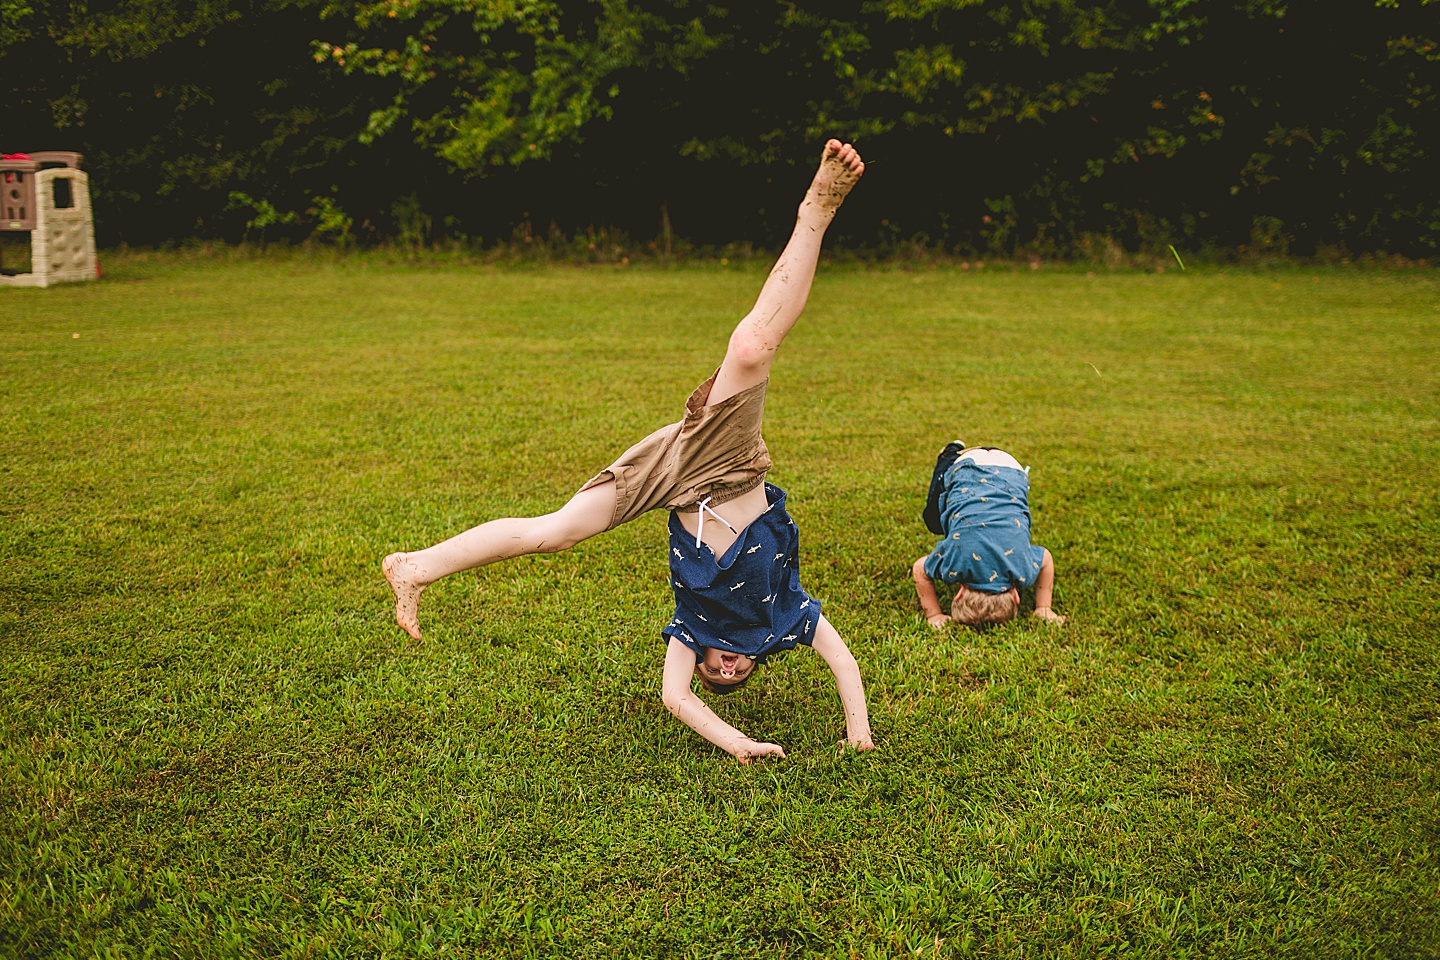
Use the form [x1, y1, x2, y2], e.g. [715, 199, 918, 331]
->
[2, 252, 1437, 958]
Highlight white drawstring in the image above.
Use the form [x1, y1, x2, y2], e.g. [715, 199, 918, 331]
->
[695, 496, 737, 549]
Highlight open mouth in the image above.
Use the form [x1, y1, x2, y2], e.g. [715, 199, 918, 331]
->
[719, 654, 741, 679]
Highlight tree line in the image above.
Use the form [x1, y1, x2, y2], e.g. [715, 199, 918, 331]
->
[4, 0, 1437, 256]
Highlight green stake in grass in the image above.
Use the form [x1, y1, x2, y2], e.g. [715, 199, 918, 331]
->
[1168, 244, 1186, 271]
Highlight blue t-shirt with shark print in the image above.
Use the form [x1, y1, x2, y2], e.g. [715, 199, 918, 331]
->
[663, 482, 820, 665]
[923, 461, 1048, 593]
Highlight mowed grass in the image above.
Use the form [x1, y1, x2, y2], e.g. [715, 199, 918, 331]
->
[1, 252, 1437, 958]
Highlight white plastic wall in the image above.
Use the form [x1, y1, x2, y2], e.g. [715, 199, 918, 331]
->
[0, 167, 98, 288]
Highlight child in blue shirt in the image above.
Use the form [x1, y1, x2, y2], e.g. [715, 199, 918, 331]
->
[384, 141, 874, 764]
[911, 441, 1066, 629]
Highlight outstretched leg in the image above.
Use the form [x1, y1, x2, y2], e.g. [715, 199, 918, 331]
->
[707, 139, 865, 407]
[383, 480, 616, 640]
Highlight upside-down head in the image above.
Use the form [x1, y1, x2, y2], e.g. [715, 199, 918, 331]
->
[950, 583, 1020, 628]
[696, 648, 758, 695]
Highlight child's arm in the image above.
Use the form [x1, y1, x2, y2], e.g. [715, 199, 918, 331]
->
[810, 615, 876, 751]
[660, 637, 786, 763]
[912, 557, 951, 628]
[1032, 549, 1065, 624]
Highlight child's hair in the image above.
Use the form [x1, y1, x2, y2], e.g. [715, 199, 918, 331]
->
[699, 673, 752, 696]
[951, 587, 1020, 627]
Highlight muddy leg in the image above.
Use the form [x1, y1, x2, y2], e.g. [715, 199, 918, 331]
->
[383, 480, 616, 639]
[707, 139, 865, 406]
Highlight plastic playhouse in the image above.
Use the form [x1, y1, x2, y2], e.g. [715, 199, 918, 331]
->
[1, 151, 99, 288]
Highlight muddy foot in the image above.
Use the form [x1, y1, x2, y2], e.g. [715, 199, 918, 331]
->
[800, 139, 865, 223]
[382, 552, 426, 640]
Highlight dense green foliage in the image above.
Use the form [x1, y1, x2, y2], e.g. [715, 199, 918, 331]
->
[2, 256, 1438, 956]
[3, 2, 1438, 252]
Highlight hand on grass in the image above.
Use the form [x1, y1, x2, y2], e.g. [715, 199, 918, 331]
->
[735, 740, 786, 764]
[926, 613, 952, 630]
[1032, 606, 1066, 625]
[840, 737, 876, 754]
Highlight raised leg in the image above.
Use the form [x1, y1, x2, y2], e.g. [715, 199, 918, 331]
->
[707, 139, 865, 406]
[383, 480, 617, 639]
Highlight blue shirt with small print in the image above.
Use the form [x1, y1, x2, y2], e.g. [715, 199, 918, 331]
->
[923, 460, 1047, 593]
[663, 483, 819, 664]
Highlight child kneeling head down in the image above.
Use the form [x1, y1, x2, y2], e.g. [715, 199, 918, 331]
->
[912, 441, 1066, 629]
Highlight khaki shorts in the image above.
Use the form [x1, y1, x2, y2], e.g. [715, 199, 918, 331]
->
[579, 371, 771, 530]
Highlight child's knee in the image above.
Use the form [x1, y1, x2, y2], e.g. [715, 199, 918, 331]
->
[726, 328, 775, 372]
[530, 513, 589, 553]
[532, 482, 614, 553]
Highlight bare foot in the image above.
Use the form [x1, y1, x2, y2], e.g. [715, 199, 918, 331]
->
[800, 139, 865, 224]
[382, 552, 426, 640]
